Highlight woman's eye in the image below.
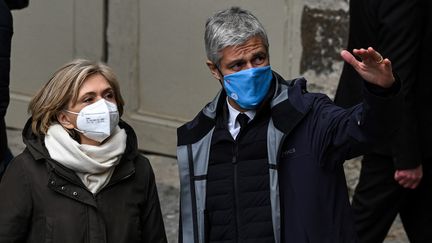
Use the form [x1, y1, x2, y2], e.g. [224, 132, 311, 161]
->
[83, 97, 93, 103]
[104, 92, 115, 100]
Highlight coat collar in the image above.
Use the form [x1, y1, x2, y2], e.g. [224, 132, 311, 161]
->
[22, 119, 138, 201]
[177, 71, 314, 146]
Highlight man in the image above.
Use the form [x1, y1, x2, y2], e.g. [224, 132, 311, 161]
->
[335, 0, 432, 242]
[177, 7, 401, 243]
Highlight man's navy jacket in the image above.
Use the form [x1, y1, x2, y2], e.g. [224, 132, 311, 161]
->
[176, 72, 402, 243]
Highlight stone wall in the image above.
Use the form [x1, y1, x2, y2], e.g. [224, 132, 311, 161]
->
[300, 0, 349, 98]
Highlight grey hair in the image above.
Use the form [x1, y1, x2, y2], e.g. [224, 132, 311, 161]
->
[204, 7, 269, 66]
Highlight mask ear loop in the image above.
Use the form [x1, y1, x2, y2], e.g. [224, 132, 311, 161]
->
[58, 110, 81, 142]
[216, 65, 225, 85]
[63, 109, 78, 115]
[63, 110, 87, 135]
[62, 109, 83, 131]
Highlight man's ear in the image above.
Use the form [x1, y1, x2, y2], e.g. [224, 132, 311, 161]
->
[206, 60, 222, 81]
[57, 112, 75, 130]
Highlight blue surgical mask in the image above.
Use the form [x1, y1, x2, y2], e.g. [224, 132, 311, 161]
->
[223, 65, 273, 110]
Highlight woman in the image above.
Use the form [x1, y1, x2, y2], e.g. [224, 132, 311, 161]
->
[0, 59, 167, 243]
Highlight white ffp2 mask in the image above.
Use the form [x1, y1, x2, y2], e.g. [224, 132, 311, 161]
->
[65, 99, 119, 143]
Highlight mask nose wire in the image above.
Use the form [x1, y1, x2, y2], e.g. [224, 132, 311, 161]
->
[62, 98, 117, 115]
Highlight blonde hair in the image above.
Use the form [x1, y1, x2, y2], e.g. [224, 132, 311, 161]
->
[28, 59, 125, 136]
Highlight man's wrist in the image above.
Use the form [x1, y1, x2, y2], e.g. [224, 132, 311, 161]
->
[365, 73, 400, 97]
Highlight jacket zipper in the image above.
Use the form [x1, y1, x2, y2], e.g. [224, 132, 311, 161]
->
[232, 140, 241, 242]
[89, 172, 134, 243]
[85, 207, 90, 243]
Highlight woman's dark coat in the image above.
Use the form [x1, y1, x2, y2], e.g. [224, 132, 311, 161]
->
[0, 119, 167, 243]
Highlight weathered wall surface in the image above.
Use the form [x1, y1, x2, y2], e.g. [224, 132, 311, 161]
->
[299, 0, 349, 97]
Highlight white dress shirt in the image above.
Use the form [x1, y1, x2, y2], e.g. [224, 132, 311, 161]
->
[226, 98, 256, 139]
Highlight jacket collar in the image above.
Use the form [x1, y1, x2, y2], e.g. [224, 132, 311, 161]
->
[270, 73, 312, 134]
[23, 118, 138, 193]
[177, 71, 313, 146]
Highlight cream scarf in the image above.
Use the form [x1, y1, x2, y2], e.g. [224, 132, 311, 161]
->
[45, 124, 127, 194]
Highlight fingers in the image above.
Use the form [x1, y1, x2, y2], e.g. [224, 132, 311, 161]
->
[340, 50, 357, 66]
[395, 177, 420, 189]
[394, 168, 423, 189]
[352, 47, 386, 64]
[394, 175, 419, 189]
[372, 52, 383, 64]
[352, 48, 369, 62]
[341, 47, 394, 88]
[368, 47, 384, 64]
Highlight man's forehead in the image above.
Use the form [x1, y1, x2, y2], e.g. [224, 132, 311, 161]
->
[220, 37, 267, 61]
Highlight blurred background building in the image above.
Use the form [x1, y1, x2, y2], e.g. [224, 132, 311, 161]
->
[8, 0, 349, 156]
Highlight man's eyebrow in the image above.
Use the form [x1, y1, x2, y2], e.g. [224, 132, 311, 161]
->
[252, 51, 267, 57]
[226, 58, 245, 66]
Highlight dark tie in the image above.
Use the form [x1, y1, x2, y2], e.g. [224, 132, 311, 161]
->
[236, 113, 249, 130]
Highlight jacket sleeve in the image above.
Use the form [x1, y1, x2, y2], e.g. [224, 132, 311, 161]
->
[315, 80, 403, 168]
[140, 157, 168, 243]
[0, 155, 32, 242]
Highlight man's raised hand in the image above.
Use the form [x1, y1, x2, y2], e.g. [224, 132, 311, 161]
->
[341, 47, 395, 88]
